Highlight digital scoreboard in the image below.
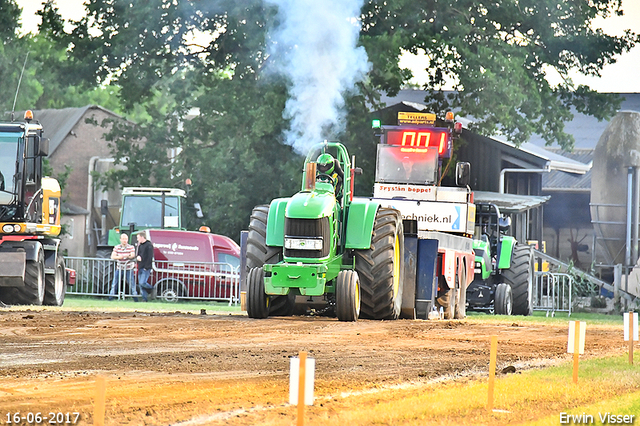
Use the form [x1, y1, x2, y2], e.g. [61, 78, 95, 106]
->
[384, 128, 452, 157]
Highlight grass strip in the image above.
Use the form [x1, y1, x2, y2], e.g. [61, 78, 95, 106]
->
[298, 355, 640, 426]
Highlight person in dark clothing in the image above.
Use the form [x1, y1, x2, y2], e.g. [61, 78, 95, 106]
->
[316, 153, 344, 200]
[136, 231, 155, 301]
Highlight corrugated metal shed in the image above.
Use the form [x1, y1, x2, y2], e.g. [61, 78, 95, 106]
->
[542, 148, 593, 192]
[473, 191, 550, 213]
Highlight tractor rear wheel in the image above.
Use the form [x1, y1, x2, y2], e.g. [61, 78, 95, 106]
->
[355, 208, 404, 320]
[44, 256, 66, 306]
[502, 244, 534, 316]
[336, 270, 360, 321]
[246, 205, 295, 316]
[247, 267, 269, 319]
[494, 283, 512, 315]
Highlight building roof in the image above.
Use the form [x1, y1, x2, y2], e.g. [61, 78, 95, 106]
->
[31, 105, 122, 156]
[474, 191, 550, 213]
[484, 134, 591, 175]
[542, 149, 594, 192]
[529, 94, 640, 149]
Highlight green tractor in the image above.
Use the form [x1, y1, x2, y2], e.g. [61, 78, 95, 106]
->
[245, 142, 404, 321]
[466, 203, 534, 315]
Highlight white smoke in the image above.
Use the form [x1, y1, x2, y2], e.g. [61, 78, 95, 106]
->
[265, 0, 370, 154]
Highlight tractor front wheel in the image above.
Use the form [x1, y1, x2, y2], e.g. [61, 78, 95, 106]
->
[246, 205, 295, 316]
[247, 267, 269, 319]
[44, 256, 66, 306]
[502, 244, 534, 316]
[336, 270, 360, 322]
[355, 208, 404, 320]
[494, 283, 513, 315]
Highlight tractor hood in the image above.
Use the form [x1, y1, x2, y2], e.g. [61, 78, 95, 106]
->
[286, 184, 336, 219]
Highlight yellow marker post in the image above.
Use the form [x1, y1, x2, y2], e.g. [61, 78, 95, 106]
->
[624, 311, 638, 365]
[567, 321, 586, 384]
[297, 351, 307, 426]
[573, 321, 580, 384]
[94, 376, 106, 426]
[487, 335, 497, 412]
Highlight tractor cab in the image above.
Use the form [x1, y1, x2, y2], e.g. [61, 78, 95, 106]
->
[105, 187, 186, 246]
[0, 111, 58, 231]
[474, 203, 512, 271]
[300, 142, 353, 208]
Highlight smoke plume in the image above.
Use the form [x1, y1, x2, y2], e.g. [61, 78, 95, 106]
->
[265, 0, 370, 154]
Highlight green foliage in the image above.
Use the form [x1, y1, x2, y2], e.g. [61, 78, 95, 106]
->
[15, 0, 637, 242]
[361, 0, 638, 149]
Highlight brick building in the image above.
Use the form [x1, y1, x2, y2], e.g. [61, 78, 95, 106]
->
[34, 105, 130, 256]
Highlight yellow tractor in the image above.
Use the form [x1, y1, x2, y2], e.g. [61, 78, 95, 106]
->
[0, 111, 68, 306]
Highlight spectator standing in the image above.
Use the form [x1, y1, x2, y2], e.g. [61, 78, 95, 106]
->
[136, 232, 155, 301]
[109, 233, 138, 301]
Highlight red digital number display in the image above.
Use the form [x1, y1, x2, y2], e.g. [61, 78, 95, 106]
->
[386, 129, 450, 156]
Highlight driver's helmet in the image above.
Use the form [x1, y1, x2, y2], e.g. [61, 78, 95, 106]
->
[498, 215, 511, 230]
[317, 153, 335, 174]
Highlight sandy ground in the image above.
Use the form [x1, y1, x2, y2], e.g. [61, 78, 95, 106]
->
[0, 309, 627, 425]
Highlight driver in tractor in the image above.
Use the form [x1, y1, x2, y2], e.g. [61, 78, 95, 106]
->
[316, 153, 344, 200]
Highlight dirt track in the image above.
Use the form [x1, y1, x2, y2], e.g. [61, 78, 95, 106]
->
[0, 309, 627, 425]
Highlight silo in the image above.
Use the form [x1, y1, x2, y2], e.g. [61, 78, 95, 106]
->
[590, 111, 640, 266]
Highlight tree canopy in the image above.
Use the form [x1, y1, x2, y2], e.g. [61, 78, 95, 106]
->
[10, 0, 637, 240]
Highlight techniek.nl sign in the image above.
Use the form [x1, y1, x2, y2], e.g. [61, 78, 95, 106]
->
[378, 199, 472, 234]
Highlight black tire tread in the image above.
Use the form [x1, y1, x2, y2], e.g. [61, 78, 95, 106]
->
[502, 244, 533, 316]
[247, 267, 269, 318]
[1, 249, 45, 305]
[354, 208, 404, 320]
[246, 204, 294, 316]
[44, 256, 66, 306]
[494, 282, 512, 315]
[336, 270, 359, 322]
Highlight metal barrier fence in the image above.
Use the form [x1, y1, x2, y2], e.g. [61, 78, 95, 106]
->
[66, 257, 240, 305]
[533, 272, 572, 316]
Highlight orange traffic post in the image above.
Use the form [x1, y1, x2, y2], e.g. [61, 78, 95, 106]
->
[487, 335, 497, 412]
[573, 321, 580, 384]
[94, 376, 106, 426]
[297, 351, 307, 426]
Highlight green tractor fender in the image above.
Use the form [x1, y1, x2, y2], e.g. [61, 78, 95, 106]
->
[497, 235, 517, 269]
[472, 238, 492, 280]
[265, 198, 289, 247]
[345, 199, 380, 250]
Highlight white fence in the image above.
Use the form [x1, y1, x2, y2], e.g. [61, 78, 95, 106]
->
[66, 257, 240, 305]
[533, 272, 572, 316]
